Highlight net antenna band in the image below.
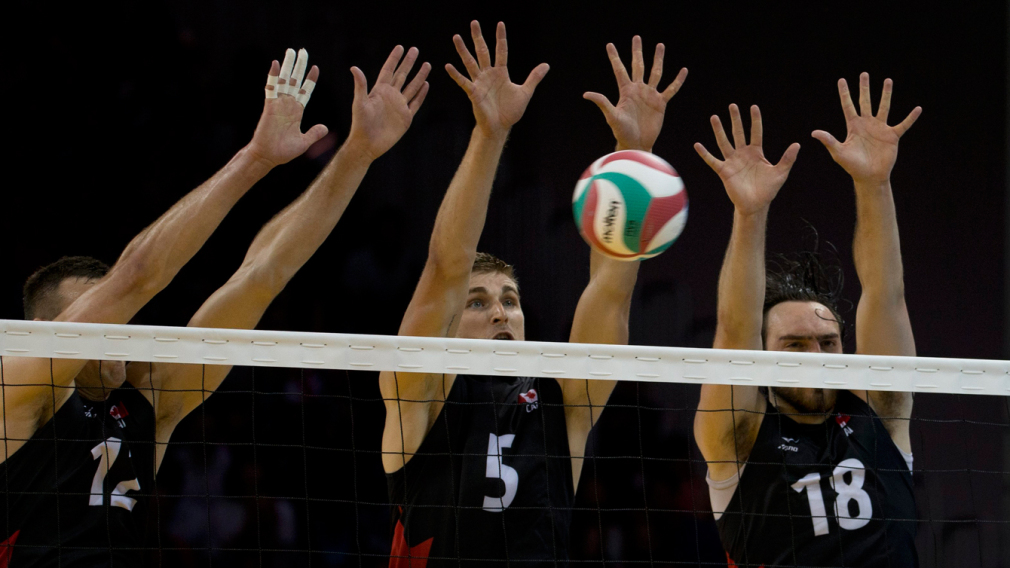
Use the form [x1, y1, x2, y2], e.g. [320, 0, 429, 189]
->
[0, 320, 1006, 397]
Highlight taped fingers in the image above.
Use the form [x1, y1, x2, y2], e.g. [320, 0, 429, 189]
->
[290, 49, 309, 92]
[265, 60, 280, 99]
[278, 48, 296, 95]
[297, 65, 319, 106]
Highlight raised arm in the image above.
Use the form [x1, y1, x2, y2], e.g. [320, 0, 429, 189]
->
[379, 21, 548, 473]
[133, 48, 430, 469]
[693, 105, 800, 480]
[812, 73, 920, 450]
[565, 38, 686, 481]
[0, 51, 325, 423]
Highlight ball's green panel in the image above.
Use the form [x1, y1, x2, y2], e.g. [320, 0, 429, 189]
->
[592, 172, 652, 253]
[572, 183, 590, 231]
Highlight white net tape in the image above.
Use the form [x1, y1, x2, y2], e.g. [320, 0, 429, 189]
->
[2, 320, 1007, 396]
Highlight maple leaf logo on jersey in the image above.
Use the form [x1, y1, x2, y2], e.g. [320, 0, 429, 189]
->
[110, 402, 130, 428]
[518, 389, 539, 413]
[835, 413, 854, 436]
[518, 389, 538, 404]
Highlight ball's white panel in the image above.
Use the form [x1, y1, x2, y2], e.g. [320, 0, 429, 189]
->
[592, 178, 634, 256]
[598, 159, 684, 198]
[573, 177, 591, 204]
[645, 208, 689, 253]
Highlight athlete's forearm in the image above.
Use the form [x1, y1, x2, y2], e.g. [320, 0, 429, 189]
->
[714, 208, 768, 350]
[852, 180, 905, 303]
[235, 142, 372, 296]
[426, 128, 508, 277]
[57, 147, 270, 325]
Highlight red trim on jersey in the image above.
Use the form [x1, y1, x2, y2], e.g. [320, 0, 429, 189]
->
[725, 552, 763, 568]
[1, 530, 20, 568]
[389, 516, 432, 568]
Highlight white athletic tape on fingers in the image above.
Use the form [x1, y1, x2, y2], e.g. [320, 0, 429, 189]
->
[265, 74, 279, 99]
[290, 48, 308, 92]
[278, 48, 296, 95]
[297, 79, 316, 107]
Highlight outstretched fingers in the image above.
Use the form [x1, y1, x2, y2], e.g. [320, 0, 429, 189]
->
[403, 62, 431, 102]
[521, 63, 550, 95]
[894, 106, 922, 137]
[350, 66, 368, 104]
[729, 104, 746, 148]
[811, 129, 841, 156]
[606, 43, 631, 87]
[661, 67, 688, 101]
[583, 91, 615, 118]
[495, 21, 508, 67]
[278, 48, 296, 95]
[877, 78, 893, 121]
[392, 47, 419, 89]
[631, 35, 645, 83]
[377, 45, 405, 85]
[710, 114, 734, 158]
[775, 142, 801, 172]
[749, 105, 763, 148]
[694, 142, 723, 171]
[858, 72, 872, 117]
[445, 63, 473, 94]
[838, 78, 858, 122]
[265, 60, 280, 99]
[647, 43, 664, 88]
[409, 82, 430, 114]
[453, 34, 480, 79]
[471, 20, 492, 69]
[297, 65, 319, 106]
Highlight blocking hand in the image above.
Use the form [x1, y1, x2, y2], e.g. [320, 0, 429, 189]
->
[346, 46, 431, 162]
[695, 105, 800, 216]
[584, 36, 687, 152]
[446, 21, 549, 139]
[812, 72, 921, 185]
[248, 49, 329, 168]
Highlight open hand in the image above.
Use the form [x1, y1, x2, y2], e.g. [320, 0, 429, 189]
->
[812, 72, 921, 184]
[695, 105, 800, 216]
[446, 21, 549, 139]
[584, 36, 687, 152]
[346, 46, 431, 162]
[248, 49, 329, 168]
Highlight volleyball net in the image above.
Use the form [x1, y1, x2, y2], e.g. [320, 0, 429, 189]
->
[1, 319, 1008, 566]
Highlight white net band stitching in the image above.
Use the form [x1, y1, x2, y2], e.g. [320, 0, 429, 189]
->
[1, 320, 1007, 396]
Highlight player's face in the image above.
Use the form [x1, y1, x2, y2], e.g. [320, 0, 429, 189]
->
[49, 278, 128, 399]
[764, 301, 842, 354]
[457, 271, 525, 341]
[765, 301, 843, 415]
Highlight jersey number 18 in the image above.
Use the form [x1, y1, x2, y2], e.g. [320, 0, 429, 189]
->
[791, 458, 872, 536]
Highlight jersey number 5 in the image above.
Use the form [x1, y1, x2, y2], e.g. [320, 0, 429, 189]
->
[791, 458, 872, 536]
[483, 433, 518, 512]
[89, 437, 141, 511]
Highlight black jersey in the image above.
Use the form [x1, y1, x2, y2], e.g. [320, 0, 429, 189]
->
[716, 390, 917, 567]
[1, 385, 156, 567]
[387, 374, 574, 568]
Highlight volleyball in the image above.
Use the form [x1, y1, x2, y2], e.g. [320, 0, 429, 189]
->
[572, 150, 688, 261]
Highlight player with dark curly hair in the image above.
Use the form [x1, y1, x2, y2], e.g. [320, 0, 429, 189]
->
[693, 73, 922, 567]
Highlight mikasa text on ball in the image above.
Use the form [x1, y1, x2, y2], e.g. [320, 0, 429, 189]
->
[572, 150, 688, 261]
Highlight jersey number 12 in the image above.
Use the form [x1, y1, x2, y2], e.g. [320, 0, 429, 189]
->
[791, 458, 872, 536]
[89, 437, 141, 511]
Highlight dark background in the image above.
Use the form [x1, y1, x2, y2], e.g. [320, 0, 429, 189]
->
[5, 1, 1009, 566]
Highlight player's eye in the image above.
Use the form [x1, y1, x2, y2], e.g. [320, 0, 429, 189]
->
[468, 299, 483, 309]
[503, 299, 514, 307]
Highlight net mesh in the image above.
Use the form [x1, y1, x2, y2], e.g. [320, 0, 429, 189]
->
[1, 321, 1008, 567]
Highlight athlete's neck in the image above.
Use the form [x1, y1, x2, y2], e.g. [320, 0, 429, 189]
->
[770, 397, 835, 425]
[76, 384, 114, 402]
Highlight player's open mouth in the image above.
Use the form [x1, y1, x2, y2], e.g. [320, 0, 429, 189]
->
[493, 332, 514, 340]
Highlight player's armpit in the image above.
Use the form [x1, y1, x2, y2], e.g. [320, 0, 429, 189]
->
[379, 370, 454, 473]
[694, 384, 765, 481]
